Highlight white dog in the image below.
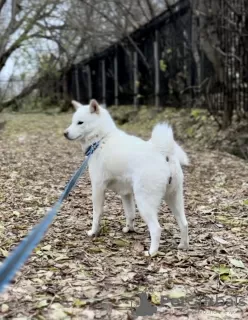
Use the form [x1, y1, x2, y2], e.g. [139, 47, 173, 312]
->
[64, 99, 189, 256]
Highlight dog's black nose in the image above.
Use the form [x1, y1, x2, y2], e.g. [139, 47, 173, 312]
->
[64, 131, 68, 138]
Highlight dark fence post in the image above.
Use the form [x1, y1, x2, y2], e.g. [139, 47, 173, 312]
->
[87, 65, 92, 101]
[102, 59, 106, 105]
[154, 29, 160, 107]
[114, 46, 119, 106]
[75, 67, 80, 101]
[133, 50, 138, 107]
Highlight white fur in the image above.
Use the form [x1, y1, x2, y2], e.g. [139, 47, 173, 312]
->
[148, 123, 189, 166]
[64, 100, 189, 256]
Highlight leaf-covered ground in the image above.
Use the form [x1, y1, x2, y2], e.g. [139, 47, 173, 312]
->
[0, 113, 248, 320]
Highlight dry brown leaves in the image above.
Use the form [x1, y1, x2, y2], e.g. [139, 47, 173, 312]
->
[0, 113, 247, 320]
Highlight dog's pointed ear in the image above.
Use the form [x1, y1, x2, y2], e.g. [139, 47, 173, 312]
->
[71, 100, 81, 110]
[89, 99, 100, 114]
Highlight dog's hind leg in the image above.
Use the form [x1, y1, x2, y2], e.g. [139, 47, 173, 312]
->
[122, 193, 136, 233]
[134, 191, 162, 256]
[87, 186, 105, 237]
[165, 187, 189, 250]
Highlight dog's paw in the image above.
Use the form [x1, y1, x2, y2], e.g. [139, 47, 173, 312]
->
[122, 227, 129, 233]
[178, 242, 189, 250]
[122, 226, 135, 233]
[87, 229, 99, 237]
[144, 250, 158, 258]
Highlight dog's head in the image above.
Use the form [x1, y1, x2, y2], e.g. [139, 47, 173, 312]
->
[64, 99, 103, 141]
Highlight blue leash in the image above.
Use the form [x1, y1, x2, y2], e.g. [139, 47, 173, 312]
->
[0, 141, 99, 293]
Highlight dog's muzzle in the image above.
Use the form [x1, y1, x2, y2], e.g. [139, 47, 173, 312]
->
[64, 131, 69, 139]
[64, 131, 81, 141]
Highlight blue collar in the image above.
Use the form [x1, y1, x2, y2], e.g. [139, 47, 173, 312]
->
[85, 141, 100, 156]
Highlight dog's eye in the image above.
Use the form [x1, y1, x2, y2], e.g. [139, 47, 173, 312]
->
[77, 121, 84, 125]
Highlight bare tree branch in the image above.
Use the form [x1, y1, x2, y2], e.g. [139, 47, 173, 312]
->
[144, 0, 156, 18]
[78, 0, 151, 69]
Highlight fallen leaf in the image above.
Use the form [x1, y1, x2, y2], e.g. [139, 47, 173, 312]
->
[213, 265, 231, 275]
[13, 210, 21, 217]
[231, 279, 248, 284]
[213, 236, 229, 244]
[83, 287, 99, 299]
[156, 251, 166, 256]
[80, 309, 95, 320]
[54, 254, 69, 261]
[45, 271, 54, 279]
[150, 292, 161, 305]
[35, 250, 43, 256]
[1, 304, 9, 313]
[220, 274, 230, 281]
[50, 303, 68, 320]
[0, 224, 5, 233]
[42, 245, 51, 251]
[158, 267, 168, 273]
[88, 246, 102, 253]
[37, 300, 48, 308]
[168, 289, 186, 299]
[120, 272, 136, 282]
[112, 239, 129, 247]
[229, 258, 245, 269]
[73, 299, 87, 307]
[133, 242, 144, 253]
[0, 248, 8, 257]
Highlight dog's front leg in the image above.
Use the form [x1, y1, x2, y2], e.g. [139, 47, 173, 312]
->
[87, 185, 105, 237]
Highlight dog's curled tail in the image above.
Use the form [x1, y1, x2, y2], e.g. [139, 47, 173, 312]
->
[150, 122, 189, 166]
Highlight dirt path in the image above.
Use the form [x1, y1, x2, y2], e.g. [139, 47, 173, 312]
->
[0, 114, 248, 320]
